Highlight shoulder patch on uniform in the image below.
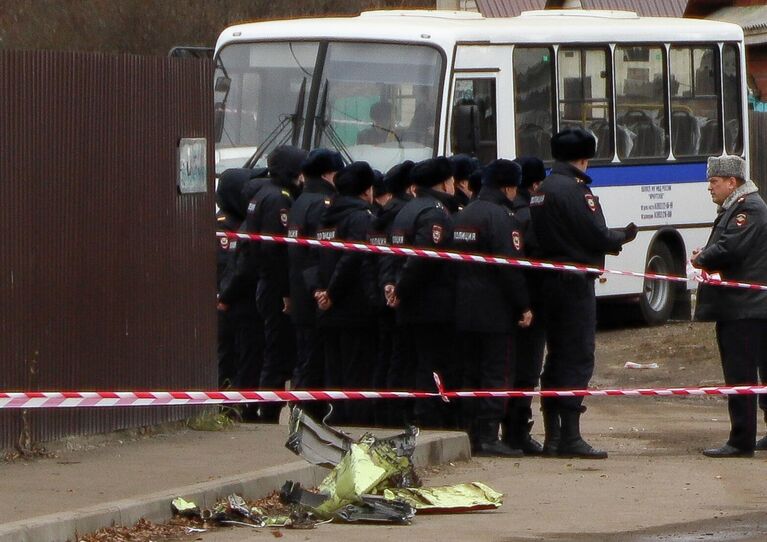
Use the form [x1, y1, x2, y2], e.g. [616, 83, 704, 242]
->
[281, 189, 291, 198]
[391, 231, 405, 245]
[247, 202, 256, 213]
[432, 224, 444, 244]
[735, 213, 748, 227]
[279, 209, 288, 227]
[512, 230, 523, 252]
[287, 228, 299, 238]
[219, 237, 229, 249]
[530, 194, 545, 206]
[453, 229, 477, 243]
[584, 194, 597, 212]
[317, 228, 336, 241]
[368, 233, 388, 246]
[217, 215, 226, 222]
[324, 198, 332, 207]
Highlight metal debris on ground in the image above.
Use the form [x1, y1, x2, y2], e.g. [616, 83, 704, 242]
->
[169, 408, 503, 532]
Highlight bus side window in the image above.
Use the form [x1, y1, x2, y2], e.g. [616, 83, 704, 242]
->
[669, 45, 722, 157]
[451, 78, 497, 165]
[615, 45, 669, 160]
[513, 47, 555, 161]
[557, 47, 614, 161]
[722, 44, 744, 155]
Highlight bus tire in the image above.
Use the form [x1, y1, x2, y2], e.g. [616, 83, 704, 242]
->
[639, 242, 675, 325]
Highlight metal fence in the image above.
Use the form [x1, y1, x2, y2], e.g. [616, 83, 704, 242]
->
[0, 50, 216, 451]
[749, 111, 767, 191]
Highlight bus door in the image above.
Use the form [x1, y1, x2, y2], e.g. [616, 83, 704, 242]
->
[448, 45, 513, 164]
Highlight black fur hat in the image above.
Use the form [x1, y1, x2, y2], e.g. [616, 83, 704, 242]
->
[482, 159, 522, 188]
[301, 148, 345, 177]
[372, 169, 389, 197]
[267, 145, 308, 184]
[514, 156, 546, 189]
[551, 127, 596, 161]
[449, 154, 479, 181]
[383, 160, 415, 194]
[335, 161, 376, 196]
[410, 157, 453, 187]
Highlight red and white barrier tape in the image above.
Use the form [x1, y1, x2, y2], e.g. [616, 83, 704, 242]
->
[3, 386, 767, 409]
[217, 231, 767, 292]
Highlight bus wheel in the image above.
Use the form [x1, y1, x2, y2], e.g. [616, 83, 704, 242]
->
[639, 242, 675, 325]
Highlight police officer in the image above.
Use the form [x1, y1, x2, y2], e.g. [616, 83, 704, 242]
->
[530, 128, 637, 458]
[313, 162, 378, 425]
[287, 149, 343, 405]
[502, 156, 547, 454]
[216, 168, 251, 387]
[388, 157, 458, 428]
[375, 161, 416, 426]
[372, 169, 391, 215]
[692, 155, 767, 458]
[245, 145, 307, 422]
[449, 154, 480, 209]
[453, 159, 533, 456]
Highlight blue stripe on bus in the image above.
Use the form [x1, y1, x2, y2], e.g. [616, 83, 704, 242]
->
[586, 162, 707, 187]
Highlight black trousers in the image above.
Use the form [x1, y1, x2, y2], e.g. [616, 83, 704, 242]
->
[322, 326, 375, 426]
[396, 323, 458, 429]
[460, 332, 510, 431]
[256, 280, 296, 422]
[292, 324, 325, 418]
[504, 316, 545, 435]
[373, 310, 394, 426]
[386, 326, 415, 426]
[540, 272, 596, 413]
[217, 310, 238, 387]
[716, 319, 767, 451]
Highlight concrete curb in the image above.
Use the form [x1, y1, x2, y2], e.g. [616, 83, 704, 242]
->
[0, 431, 470, 542]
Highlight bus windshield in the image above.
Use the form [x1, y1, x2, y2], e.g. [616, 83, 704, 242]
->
[214, 41, 442, 173]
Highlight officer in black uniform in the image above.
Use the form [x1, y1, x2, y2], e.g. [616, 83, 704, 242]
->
[389, 157, 458, 428]
[453, 159, 533, 456]
[287, 149, 343, 405]
[449, 154, 480, 209]
[374, 161, 416, 426]
[245, 145, 307, 422]
[216, 168, 251, 387]
[692, 155, 767, 458]
[372, 169, 390, 215]
[312, 162, 378, 425]
[502, 156, 547, 454]
[530, 128, 637, 458]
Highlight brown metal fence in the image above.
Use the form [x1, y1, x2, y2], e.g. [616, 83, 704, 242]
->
[0, 50, 216, 451]
[749, 111, 767, 191]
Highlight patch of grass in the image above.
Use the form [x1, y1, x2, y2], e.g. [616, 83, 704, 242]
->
[186, 408, 237, 432]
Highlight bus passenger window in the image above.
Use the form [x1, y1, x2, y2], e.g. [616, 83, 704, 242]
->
[723, 44, 743, 155]
[451, 78, 497, 164]
[615, 46, 668, 160]
[513, 47, 555, 160]
[557, 47, 613, 160]
[669, 45, 722, 157]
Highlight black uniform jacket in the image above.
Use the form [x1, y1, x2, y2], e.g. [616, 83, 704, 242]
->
[371, 192, 413, 291]
[530, 162, 626, 268]
[453, 187, 531, 333]
[217, 213, 241, 290]
[695, 191, 767, 321]
[287, 177, 336, 327]
[314, 196, 378, 327]
[391, 187, 456, 325]
[245, 177, 294, 297]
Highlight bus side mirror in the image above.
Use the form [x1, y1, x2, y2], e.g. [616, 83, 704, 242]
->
[452, 104, 480, 155]
[215, 75, 231, 93]
[214, 102, 225, 142]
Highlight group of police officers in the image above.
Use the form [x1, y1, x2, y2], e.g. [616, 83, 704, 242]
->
[216, 126, 640, 459]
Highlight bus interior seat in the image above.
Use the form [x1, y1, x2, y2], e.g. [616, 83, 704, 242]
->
[670, 110, 699, 156]
[620, 110, 665, 158]
[588, 119, 611, 158]
[699, 119, 722, 156]
[516, 123, 550, 159]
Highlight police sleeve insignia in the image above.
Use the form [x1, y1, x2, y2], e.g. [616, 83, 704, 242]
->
[734, 213, 748, 227]
[432, 224, 443, 244]
[584, 194, 597, 212]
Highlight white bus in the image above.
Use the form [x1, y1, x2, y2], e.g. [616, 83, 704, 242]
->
[213, 9, 747, 324]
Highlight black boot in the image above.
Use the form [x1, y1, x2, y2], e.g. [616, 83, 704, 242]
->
[558, 410, 607, 459]
[542, 409, 561, 457]
[475, 422, 523, 458]
[505, 420, 544, 456]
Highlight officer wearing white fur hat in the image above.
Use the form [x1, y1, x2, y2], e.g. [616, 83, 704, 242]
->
[692, 154, 767, 458]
